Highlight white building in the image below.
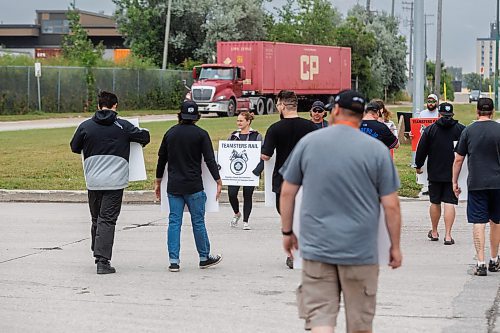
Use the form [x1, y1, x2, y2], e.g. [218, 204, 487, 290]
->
[476, 23, 498, 79]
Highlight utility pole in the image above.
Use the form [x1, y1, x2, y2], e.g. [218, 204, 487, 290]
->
[161, 0, 172, 70]
[434, 0, 443, 98]
[403, 2, 414, 81]
[366, 0, 371, 12]
[392, 0, 396, 17]
[413, 0, 425, 116]
[424, 14, 434, 62]
[495, 0, 499, 109]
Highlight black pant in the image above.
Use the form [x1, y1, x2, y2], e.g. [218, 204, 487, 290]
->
[227, 186, 255, 222]
[88, 189, 124, 261]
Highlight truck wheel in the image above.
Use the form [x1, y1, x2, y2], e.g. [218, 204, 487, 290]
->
[227, 99, 236, 117]
[255, 98, 265, 115]
[266, 98, 275, 114]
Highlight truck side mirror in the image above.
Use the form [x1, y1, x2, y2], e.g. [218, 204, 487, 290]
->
[239, 68, 246, 81]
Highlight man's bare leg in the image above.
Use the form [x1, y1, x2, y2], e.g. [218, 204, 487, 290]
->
[490, 221, 500, 259]
[473, 224, 486, 263]
[429, 203, 441, 238]
[443, 204, 455, 242]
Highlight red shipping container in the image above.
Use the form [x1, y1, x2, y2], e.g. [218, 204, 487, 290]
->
[217, 41, 351, 95]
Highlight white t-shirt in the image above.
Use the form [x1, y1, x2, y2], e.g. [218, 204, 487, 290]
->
[418, 109, 439, 118]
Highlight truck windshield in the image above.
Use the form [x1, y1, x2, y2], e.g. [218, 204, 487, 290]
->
[199, 68, 234, 80]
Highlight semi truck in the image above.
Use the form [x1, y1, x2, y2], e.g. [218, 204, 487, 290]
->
[185, 41, 351, 116]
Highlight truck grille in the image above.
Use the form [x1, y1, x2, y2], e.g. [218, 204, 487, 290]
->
[192, 88, 213, 101]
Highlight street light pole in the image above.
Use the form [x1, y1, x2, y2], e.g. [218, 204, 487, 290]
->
[434, 0, 443, 98]
[161, 0, 172, 70]
[495, 0, 499, 109]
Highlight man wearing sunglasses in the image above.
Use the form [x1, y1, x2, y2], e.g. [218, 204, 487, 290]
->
[419, 94, 440, 118]
[310, 100, 328, 129]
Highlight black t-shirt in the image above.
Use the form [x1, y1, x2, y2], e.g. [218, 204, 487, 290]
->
[261, 117, 318, 192]
[455, 120, 500, 190]
[360, 120, 399, 149]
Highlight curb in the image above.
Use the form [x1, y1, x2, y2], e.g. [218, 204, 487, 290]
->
[0, 189, 425, 204]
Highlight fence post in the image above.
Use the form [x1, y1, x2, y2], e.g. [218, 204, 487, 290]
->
[57, 68, 61, 113]
[137, 70, 140, 97]
[112, 68, 116, 92]
[27, 67, 30, 111]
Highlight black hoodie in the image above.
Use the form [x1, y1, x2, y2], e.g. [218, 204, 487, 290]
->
[70, 109, 150, 190]
[415, 116, 465, 182]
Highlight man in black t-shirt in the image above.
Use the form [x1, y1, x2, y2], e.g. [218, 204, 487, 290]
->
[360, 102, 399, 149]
[453, 98, 500, 276]
[261, 90, 317, 268]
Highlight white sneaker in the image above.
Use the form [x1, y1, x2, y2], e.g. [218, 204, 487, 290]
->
[230, 214, 241, 227]
[243, 222, 251, 230]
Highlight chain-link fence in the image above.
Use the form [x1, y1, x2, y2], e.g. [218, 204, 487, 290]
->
[0, 66, 193, 114]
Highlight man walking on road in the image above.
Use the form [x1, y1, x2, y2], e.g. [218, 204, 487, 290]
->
[261, 90, 317, 269]
[453, 98, 500, 276]
[70, 91, 151, 274]
[415, 102, 465, 245]
[280, 90, 402, 332]
[155, 101, 223, 272]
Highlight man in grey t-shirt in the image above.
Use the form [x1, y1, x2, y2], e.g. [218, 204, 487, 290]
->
[279, 90, 402, 332]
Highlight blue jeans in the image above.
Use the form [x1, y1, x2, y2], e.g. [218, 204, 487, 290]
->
[167, 191, 210, 264]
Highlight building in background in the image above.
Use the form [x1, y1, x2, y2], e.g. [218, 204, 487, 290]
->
[476, 22, 498, 79]
[0, 9, 129, 62]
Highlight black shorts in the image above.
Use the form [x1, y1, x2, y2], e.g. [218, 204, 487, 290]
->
[428, 181, 458, 205]
[467, 189, 500, 224]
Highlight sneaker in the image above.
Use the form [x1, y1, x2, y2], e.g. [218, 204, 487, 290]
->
[96, 260, 116, 275]
[488, 260, 500, 272]
[230, 214, 241, 227]
[199, 254, 222, 269]
[169, 263, 180, 272]
[474, 264, 487, 276]
[243, 222, 251, 230]
[286, 256, 294, 269]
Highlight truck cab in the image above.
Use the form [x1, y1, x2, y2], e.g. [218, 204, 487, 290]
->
[186, 64, 250, 117]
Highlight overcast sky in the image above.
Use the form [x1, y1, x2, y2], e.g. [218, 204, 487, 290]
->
[1, 0, 497, 73]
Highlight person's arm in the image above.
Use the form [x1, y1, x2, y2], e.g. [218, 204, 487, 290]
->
[70, 125, 84, 154]
[155, 134, 169, 200]
[261, 126, 276, 161]
[452, 154, 465, 198]
[201, 131, 222, 200]
[414, 130, 429, 173]
[124, 120, 151, 146]
[380, 125, 399, 149]
[280, 181, 300, 258]
[380, 192, 402, 269]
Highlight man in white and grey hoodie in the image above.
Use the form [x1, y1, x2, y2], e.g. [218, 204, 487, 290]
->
[70, 91, 150, 274]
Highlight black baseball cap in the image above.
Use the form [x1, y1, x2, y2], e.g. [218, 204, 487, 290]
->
[180, 100, 199, 120]
[477, 98, 494, 112]
[365, 102, 381, 112]
[438, 102, 454, 116]
[334, 90, 366, 114]
[311, 100, 325, 111]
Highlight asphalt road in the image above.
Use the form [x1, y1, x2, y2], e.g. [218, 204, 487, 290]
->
[0, 201, 498, 332]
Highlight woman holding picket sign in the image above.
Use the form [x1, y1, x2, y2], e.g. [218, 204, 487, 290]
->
[227, 112, 263, 230]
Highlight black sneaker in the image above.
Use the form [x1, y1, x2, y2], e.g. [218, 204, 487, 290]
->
[488, 260, 500, 272]
[474, 264, 487, 276]
[286, 256, 294, 269]
[97, 261, 116, 275]
[199, 254, 222, 269]
[169, 263, 180, 272]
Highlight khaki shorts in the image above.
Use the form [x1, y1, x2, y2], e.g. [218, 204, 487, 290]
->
[296, 259, 379, 331]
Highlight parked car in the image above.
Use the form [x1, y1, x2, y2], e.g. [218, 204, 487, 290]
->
[469, 90, 482, 103]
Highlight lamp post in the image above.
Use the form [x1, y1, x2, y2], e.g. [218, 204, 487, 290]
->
[161, 0, 172, 70]
[495, 0, 499, 109]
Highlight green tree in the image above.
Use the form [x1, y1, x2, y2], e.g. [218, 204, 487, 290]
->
[62, 6, 104, 110]
[195, 0, 268, 61]
[266, 0, 341, 45]
[425, 61, 454, 101]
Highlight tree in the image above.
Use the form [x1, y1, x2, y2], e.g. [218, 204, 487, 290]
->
[62, 6, 104, 110]
[425, 61, 454, 101]
[113, 0, 267, 66]
[195, 0, 268, 61]
[266, 0, 341, 45]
